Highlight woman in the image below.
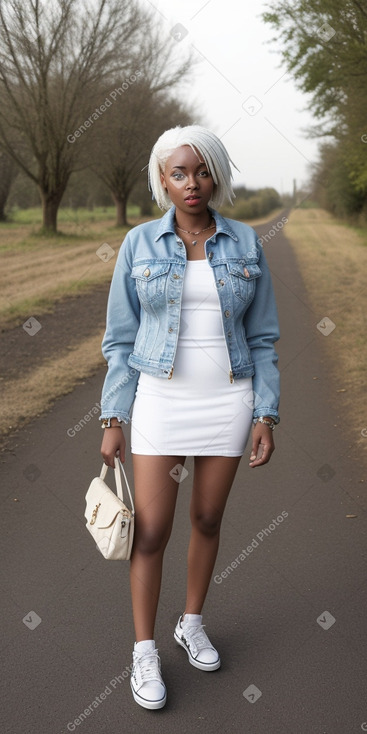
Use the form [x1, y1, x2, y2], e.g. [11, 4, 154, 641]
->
[100, 125, 280, 710]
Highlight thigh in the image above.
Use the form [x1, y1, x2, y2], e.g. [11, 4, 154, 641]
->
[191, 456, 242, 522]
[132, 455, 186, 541]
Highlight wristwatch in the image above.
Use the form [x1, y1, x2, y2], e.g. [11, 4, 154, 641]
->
[101, 418, 123, 429]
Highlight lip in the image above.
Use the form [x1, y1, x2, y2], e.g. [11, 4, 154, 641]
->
[184, 195, 201, 204]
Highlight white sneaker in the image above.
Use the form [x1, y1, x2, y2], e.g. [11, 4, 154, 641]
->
[130, 643, 167, 710]
[174, 614, 221, 671]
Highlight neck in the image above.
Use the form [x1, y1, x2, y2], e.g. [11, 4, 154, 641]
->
[174, 208, 213, 233]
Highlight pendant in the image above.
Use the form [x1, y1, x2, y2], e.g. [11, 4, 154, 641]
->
[192, 240, 198, 246]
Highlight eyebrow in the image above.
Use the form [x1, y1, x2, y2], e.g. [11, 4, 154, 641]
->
[171, 163, 207, 171]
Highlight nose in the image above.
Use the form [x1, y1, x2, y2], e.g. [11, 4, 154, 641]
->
[186, 174, 199, 190]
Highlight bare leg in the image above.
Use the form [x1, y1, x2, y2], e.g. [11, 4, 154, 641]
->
[130, 455, 185, 641]
[184, 455, 242, 615]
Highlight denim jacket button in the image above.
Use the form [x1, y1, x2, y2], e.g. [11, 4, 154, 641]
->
[168, 327, 174, 333]
[143, 268, 150, 277]
[218, 279, 225, 286]
[208, 252, 214, 260]
[224, 310, 230, 317]
[169, 299, 175, 304]
[173, 273, 180, 279]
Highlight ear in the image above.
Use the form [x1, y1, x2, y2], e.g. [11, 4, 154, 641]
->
[160, 171, 167, 190]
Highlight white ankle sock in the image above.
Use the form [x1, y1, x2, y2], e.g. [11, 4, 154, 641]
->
[134, 639, 155, 653]
[182, 613, 202, 627]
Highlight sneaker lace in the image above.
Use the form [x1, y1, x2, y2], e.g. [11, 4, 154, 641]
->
[184, 624, 212, 653]
[137, 650, 161, 682]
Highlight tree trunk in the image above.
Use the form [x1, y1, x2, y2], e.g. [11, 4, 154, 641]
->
[0, 152, 18, 221]
[0, 197, 7, 222]
[113, 194, 128, 227]
[39, 190, 62, 233]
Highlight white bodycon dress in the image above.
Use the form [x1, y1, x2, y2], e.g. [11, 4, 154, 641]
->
[130, 258, 254, 456]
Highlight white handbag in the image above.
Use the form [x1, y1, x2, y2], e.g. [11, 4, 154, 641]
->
[85, 457, 135, 560]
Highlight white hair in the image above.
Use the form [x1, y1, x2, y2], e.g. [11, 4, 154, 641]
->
[148, 125, 238, 211]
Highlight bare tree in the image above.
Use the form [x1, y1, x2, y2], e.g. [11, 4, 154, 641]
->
[0, 150, 18, 220]
[0, 0, 150, 232]
[92, 84, 195, 225]
[89, 29, 195, 226]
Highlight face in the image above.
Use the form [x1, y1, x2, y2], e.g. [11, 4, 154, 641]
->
[160, 145, 214, 214]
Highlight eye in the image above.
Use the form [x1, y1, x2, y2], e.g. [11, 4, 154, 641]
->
[198, 170, 210, 177]
[172, 172, 185, 180]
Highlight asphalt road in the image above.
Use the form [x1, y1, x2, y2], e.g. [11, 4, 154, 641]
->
[1, 212, 367, 734]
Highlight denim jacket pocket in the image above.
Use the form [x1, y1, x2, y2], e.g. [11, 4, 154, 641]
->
[131, 261, 171, 305]
[227, 262, 262, 304]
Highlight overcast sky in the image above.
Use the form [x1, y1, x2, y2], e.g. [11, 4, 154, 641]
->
[142, 0, 321, 195]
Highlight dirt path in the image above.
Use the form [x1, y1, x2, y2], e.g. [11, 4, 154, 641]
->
[0, 284, 109, 441]
[0, 284, 109, 382]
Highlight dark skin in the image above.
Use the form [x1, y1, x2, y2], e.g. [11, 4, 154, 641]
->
[100, 144, 275, 640]
[102, 146, 274, 467]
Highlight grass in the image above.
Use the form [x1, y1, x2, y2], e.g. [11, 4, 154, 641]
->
[0, 204, 293, 439]
[0, 211, 133, 328]
[5, 204, 141, 225]
[1, 332, 105, 437]
[285, 208, 367, 445]
[0, 205, 282, 329]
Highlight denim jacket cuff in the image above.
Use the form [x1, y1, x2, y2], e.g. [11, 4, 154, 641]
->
[253, 409, 280, 425]
[99, 412, 130, 425]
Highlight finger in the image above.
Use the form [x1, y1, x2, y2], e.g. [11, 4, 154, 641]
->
[249, 442, 272, 467]
[101, 453, 116, 468]
[249, 436, 262, 465]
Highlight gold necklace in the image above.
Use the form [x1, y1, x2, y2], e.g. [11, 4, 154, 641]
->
[175, 219, 215, 246]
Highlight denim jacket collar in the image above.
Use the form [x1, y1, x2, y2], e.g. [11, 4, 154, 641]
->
[154, 206, 239, 243]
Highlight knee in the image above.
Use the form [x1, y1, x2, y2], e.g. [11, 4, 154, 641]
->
[191, 510, 221, 537]
[134, 523, 169, 555]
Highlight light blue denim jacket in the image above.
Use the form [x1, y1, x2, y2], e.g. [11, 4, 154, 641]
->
[100, 207, 280, 425]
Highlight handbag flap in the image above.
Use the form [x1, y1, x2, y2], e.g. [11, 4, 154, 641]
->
[85, 477, 131, 529]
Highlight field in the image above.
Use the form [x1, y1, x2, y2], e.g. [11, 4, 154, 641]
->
[0, 206, 283, 329]
[0, 207, 133, 329]
[285, 207, 367, 446]
[1, 205, 366, 445]
[0, 206, 281, 440]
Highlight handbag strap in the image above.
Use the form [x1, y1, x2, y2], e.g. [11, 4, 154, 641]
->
[100, 458, 135, 515]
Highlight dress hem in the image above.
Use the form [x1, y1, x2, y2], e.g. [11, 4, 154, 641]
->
[130, 450, 245, 457]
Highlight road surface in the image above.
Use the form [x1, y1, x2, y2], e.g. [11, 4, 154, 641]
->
[1, 212, 367, 734]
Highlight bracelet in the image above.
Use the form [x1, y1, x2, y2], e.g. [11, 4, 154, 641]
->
[257, 416, 276, 431]
[101, 418, 123, 429]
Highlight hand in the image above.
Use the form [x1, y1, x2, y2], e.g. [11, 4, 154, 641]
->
[249, 421, 275, 468]
[101, 427, 126, 467]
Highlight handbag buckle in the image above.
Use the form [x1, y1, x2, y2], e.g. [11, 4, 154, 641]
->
[90, 503, 101, 525]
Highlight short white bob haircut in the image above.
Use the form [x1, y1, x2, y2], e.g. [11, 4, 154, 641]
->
[148, 125, 238, 211]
